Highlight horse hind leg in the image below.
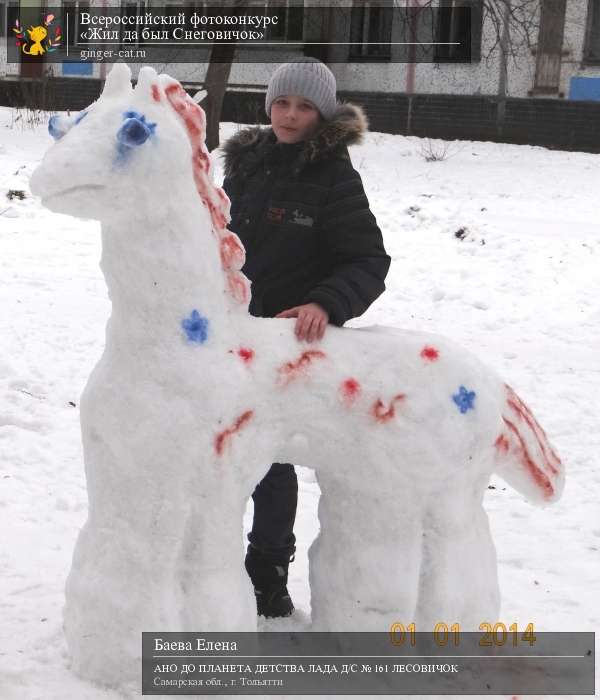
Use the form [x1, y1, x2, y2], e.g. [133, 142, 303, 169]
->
[415, 482, 500, 631]
[309, 485, 423, 631]
[174, 476, 256, 632]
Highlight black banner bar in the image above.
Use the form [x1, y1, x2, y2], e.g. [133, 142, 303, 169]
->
[142, 632, 595, 695]
[7, 4, 482, 64]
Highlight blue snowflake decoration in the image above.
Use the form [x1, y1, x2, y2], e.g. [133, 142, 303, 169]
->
[452, 385, 476, 414]
[181, 310, 209, 344]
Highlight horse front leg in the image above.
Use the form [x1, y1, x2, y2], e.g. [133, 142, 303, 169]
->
[175, 463, 257, 632]
[64, 432, 191, 685]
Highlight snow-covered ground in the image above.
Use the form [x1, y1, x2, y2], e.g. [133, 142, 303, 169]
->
[0, 105, 598, 699]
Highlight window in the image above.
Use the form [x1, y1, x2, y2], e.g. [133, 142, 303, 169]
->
[267, 2, 303, 43]
[182, 2, 207, 26]
[162, 0, 186, 31]
[120, 1, 146, 47]
[62, 1, 90, 47]
[434, 0, 482, 63]
[140, 0, 196, 47]
[349, 1, 392, 60]
[247, 0, 304, 44]
[584, 0, 600, 63]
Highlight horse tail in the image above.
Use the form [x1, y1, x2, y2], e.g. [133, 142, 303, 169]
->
[493, 384, 564, 505]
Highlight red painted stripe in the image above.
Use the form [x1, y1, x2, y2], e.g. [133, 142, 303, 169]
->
[214, 410, 254, 456]
[278, 350, 327, 385]
[503, 417, 554, 499]
[505, 385, 561, 475]
[371, 394, 406, 423]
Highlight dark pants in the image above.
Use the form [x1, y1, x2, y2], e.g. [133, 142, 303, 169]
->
[248, 463, 297, 557]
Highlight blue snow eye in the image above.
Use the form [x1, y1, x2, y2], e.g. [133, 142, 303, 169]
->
[117, 118, 151, 148]
[116, 111, 156, 153]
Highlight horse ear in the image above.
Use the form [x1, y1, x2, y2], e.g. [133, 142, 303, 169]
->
[101, 63, 132, 99]
[135, 66, 158, 97]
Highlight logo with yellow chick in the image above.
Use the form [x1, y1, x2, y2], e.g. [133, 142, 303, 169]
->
[13, 14, 62, 56]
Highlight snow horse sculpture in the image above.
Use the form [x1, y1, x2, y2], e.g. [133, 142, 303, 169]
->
[30, 64, 564, 686]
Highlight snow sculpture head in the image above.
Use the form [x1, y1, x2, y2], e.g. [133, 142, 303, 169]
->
[32, 65, 173, 220]
[31, 63, 248, 306]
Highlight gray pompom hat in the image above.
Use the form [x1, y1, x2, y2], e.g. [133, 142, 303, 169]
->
[265, 58, 337, 120]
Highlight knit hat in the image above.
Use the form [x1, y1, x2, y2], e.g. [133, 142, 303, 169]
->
[265, 58, 337, 120]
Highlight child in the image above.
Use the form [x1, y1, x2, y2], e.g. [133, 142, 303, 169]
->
[221, 58, 390, 618]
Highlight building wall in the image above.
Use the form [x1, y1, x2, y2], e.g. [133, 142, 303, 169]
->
[160, 2, 535, 98]
[2, 1, 600, 101]
[328, 2, 532, 98]
[221, 87, 600, 152]
[155, 1, 595, 99]
[561, 0, 600, 97]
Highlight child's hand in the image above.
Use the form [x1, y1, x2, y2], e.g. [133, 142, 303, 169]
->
[276, 303, 329, 342]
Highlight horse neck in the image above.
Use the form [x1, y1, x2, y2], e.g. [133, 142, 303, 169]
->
[99, 193, 236, 346]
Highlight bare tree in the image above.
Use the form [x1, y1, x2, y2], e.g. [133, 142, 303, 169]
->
[201, 1, 334, 151]
[201, 0, 251, 152]
[472, 0, 539, 59]
[397, 0, 541, 60]
[202, 47, 238, 152]
[394, 0, 543, 97]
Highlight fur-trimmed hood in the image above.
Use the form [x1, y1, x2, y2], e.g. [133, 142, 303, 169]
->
[221, 102, 368, 178]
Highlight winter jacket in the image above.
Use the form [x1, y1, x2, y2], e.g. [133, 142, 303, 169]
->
[221, 103, 391, 326]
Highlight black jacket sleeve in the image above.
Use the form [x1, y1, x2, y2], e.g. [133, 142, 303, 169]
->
[303, 159, 391, 326]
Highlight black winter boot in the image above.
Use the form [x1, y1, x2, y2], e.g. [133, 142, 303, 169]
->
[245, 545, 295, 618]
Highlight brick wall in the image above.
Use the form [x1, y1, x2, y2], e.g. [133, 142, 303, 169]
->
[0, 77, 103, 112]
[222, 90, 600, 153]
[2, 78, 599, 153]
[501, 98, 600, 152]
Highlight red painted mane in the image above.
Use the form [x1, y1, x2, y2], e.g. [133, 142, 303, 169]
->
[159, 79, 249, 306]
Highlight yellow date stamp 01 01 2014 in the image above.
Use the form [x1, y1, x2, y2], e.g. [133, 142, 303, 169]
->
[388, 622, 538, 647]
